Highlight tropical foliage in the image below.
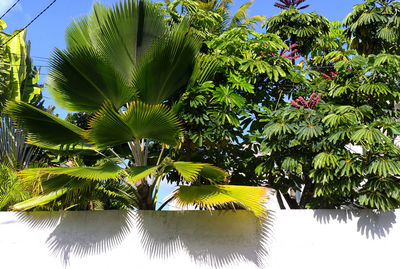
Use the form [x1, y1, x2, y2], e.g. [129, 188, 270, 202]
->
[343, 0, 400, 55]
[257, 47, 400, 210]
[5, 0, 270, 217]
[3, 0, 400, 212]
[0, 19, 43, 109]
[263, 3, 330, 57]
[0, 20, 44, 210]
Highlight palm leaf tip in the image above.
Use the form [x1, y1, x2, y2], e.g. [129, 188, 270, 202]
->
[133, 20, 202, 104]
[4, 101, 88, 150]
[18, 162, 122, 182]
[12, 189, 68, 211]
[171, 185, 272, 219]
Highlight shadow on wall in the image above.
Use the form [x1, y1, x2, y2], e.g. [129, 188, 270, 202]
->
[134, 210, 274, 268]
[16, 210, 274, 268]
[313, 210, 396, 239]
[17, 210, 133, 266]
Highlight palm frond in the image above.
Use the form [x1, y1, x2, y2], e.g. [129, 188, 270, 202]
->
[12, 189, 68, 210]
[0, 116, 37, 169]
[229, 0, 254, 29]
[171, 185, 271, 218]
[86, 100, 182, 149]
[65, 16, 92, 49]
[47, 47, 137, 112]
[86, 0, 167, 81]
[199, 164, 228, 183]
[128, 165, 158, 183]
[18, 162, 122, 182]
[132, 20, 202, 104]
[188, 54, 218, 88]
[5, 101, 89, 150]
[173, 161, 207, 182]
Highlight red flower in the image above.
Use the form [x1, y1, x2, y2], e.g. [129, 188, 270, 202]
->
[291, 100, 301, 108]
[289, 55, 301, 60]
[321, 73, 332, 80]
[307, 93, 316, 107]
[274, 0, 309, 10]
[310, 93, 322, 109]
[291, 93, 321, 110]
[298, 96, 308, 108]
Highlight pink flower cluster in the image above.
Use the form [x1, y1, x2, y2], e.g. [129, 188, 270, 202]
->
[269, 43, 301, 61]
[321, 71, 338, 80]
[274, 0, 309, 10]
[291, 93, 321, 109]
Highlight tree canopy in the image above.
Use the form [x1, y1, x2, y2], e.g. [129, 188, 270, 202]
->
[3, 0, 400, 212]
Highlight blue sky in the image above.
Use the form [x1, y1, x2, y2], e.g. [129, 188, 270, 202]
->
[0, 0, 363, 209]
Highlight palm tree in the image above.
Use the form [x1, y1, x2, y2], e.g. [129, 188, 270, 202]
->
[6, 0, 270, 217]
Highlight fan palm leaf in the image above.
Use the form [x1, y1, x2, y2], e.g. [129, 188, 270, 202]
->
[132, 21, 201, 104]
[47, 47, 137, 112]
[86, 100, 182, 148]
[18, 162, 122, 182]
[5, 101, 89, 150]
[128, 165, 158, 183]
[66, 0, 167, 81]
[171, 185, 271, 218]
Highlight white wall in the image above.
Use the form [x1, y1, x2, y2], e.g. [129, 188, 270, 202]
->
[0, 209, 398, 269]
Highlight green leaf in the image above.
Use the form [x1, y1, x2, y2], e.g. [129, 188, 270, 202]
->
[199, 164, 228, 183]
[47, 46, 136, 112]
[128, 165, 158, 183]
[263, 121, 294, 138]
[322, 112, 357, 127]
[3, 29, 27, 102]
[85, 0, 167, 81]
[132, 21, 201, 104]
[358, 82, 389, 96]
[296, 122, 323, 140]
[282, 157, 302, 174]
[0, 19, 6, 31]
[86, 100, 182, 148]
[171, 185, 271, 218]
[18, 162, 122, 182]
[173, 161, 207, 182]
[214, 85, 246, 108]
[5, 101, 89, 150]
[351, 125, 390, 145]
[313, 152, 339, 169]
[367, 158, 400, 177]
[12, 189, 68, 210]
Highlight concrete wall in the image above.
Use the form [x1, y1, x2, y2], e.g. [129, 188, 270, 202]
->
[0, 209, 398, 269]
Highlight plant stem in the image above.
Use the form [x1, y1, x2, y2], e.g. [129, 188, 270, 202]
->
[109, 148, 129, 168]
[158, 195, 174, 211]
[157, 145, 165, 166]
